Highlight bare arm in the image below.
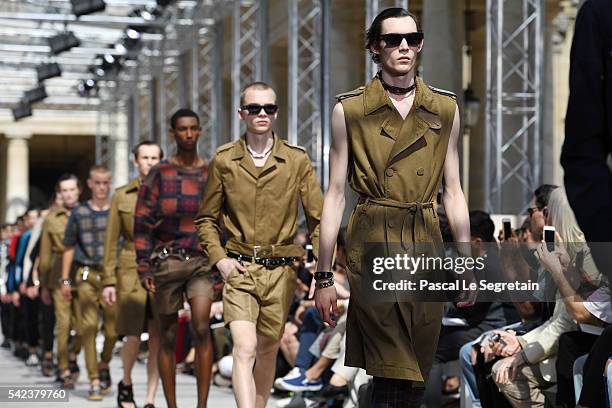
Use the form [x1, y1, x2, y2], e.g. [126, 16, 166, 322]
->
[314, 102, 349, 327]
[317, 102, 349, 272]
[442, 104, 471, 245]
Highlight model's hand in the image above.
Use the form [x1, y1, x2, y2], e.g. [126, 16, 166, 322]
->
[40, 287, 51, 305]
[216, 258, 247, 281]
[102, 286, 116, 306]
[19, 282, 27, 295]
[141, 277, 156, 294]
[60, 283, 72, 301]
[315, 286, 339, 328]
[11, 291, 20, 307]
[26, 286, 39, 299]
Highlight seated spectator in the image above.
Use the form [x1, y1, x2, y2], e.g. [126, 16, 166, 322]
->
[491, 187, 602, 407]
[424, 210, 520, 407]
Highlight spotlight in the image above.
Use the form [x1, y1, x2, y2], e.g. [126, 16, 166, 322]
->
[48, 32, 80, 55]
[103, 54, 115, 64]
[126, 28, 141, 40]
[71, 0, 106, 17]
[12, 101, 32, 121]
[77, 78, 98, 97]
[23, 85, 48, 104]
[36, 62, 62, 81]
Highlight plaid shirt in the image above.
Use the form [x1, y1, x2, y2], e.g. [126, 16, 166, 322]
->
[63, 202, 109, 268]
[134, 160, 208, 278]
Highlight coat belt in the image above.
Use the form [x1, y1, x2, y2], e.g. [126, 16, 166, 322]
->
[358, 196, 436, 249]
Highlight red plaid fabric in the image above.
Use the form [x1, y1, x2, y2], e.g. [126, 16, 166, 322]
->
[134, 160, 208, 278]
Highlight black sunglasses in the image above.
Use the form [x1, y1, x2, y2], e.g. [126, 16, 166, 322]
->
[241, 104, 279, 115]
[379, 32, 424, 48]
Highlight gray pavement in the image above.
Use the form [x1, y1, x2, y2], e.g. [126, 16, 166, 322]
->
[0, 341, 286, 408]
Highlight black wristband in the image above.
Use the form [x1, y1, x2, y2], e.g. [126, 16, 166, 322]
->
[314, 271, 334, 281]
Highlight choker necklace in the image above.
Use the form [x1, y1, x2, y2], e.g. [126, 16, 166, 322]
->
[247, 143, 273, 159]
[378, 72, 416, 95]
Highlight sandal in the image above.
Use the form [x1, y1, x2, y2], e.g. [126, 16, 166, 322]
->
[41, 357, 55, 377]
[117, 380, 136, 408]
[99, 367, 112, 394]
[68, 360, 80, 381]
[60, 372, 75, 390]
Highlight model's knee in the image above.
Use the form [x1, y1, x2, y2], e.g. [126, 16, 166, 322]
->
[233, 341, 257, 364]
[159, 329, 177, 351]
[190, 320, 210, 345]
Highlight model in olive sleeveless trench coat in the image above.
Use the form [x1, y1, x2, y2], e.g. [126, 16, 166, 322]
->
[338, 75, 457, 383]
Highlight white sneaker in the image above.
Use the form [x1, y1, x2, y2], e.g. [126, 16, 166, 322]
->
[274, 366, 302, 391]
[26, 353, 40, 367]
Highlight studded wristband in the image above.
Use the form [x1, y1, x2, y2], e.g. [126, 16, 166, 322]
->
[315, 277, 334, 289]
[314, 271, 334, 281]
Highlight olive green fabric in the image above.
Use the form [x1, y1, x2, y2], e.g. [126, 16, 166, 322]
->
[338, 75, 456, 381]
[103, 178, 153, 336]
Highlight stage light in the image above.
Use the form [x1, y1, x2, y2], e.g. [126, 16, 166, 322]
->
[103, 54, 115, 64]
[78, 78, 98, 97]
[12, 102, 32, 121]
[71, 0, 106, 17]
[48, 32, 80, 55]
[23, 85, 48, 104]
[36, 62, 62, 81]
[126, 29, 141, 40]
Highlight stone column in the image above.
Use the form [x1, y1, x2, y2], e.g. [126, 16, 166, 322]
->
[113, 112, 129, 187]
[4, 131, 30, 223]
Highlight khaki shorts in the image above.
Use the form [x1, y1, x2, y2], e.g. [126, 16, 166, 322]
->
[223, 261, 297, 340]
[116, 265, 156, 336]
[152, 254, 221, 315]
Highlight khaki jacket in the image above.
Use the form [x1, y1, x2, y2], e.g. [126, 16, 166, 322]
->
[102, 178, 140, 287]
[39, 207, 70, 289]
[195, 133, 323, 267]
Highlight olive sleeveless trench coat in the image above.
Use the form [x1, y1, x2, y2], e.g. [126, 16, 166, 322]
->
[338, 75, 457, 382]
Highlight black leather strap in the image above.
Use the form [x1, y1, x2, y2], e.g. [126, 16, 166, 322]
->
[227, 251, 299, 267]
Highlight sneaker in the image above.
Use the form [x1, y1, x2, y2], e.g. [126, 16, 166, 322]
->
[278, 369, 323, 392]
[99, 368, 111, 394]
[88, 383, 103, 401]
[1, 339, 10, 349]
[274, 367, 302, 391]
[25, 353, 40, 367]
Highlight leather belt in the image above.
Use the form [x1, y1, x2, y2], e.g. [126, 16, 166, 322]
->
[227, 251, 299, 267]
[153, 247, 202, 264]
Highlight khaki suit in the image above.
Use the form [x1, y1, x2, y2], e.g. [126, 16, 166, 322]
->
[103, 178, 153, 336]
[195, 133, 323, 339]
[38, 208, 81, 372]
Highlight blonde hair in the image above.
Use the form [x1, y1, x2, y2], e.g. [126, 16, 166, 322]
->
[547, 187, 586, 262]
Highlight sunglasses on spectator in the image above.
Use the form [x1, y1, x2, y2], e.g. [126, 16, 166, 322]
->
[527, 206, 548, 217]
[241, 104, 279, 115]
[379, 32, 424, 48]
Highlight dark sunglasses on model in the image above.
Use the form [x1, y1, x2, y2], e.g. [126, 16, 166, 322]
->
[241, 104, 279, 115]
[379, 32, 424, 48]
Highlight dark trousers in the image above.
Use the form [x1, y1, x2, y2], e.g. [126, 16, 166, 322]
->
[0, 301, 10, 340]
[578, 325, 612, 408]
[424, 325, 485, 407]
[474, 352, 511, 408]
[555, 331, 598, 408]
[38, 299, 55, 353]
[371, 377, 424, 408]
[294, 307, 322, 369]
[23, 295, 39, 348]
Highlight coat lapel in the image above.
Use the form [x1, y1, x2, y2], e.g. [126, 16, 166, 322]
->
[386, 77, 442, 165]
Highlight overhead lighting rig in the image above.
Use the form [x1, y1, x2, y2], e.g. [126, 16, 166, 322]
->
[12, 101, 33, 121]
[48, 32, 80, 55]
[23, 85, 48, 104]
[71, 0, 106, 18]
[36, 63, 62, 81]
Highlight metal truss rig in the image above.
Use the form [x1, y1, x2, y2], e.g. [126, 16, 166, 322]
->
[485, 0, 543, 214]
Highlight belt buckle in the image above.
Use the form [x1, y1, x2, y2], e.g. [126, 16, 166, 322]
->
[158, 247, 170, 260]
[253, 245, 261, 262]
